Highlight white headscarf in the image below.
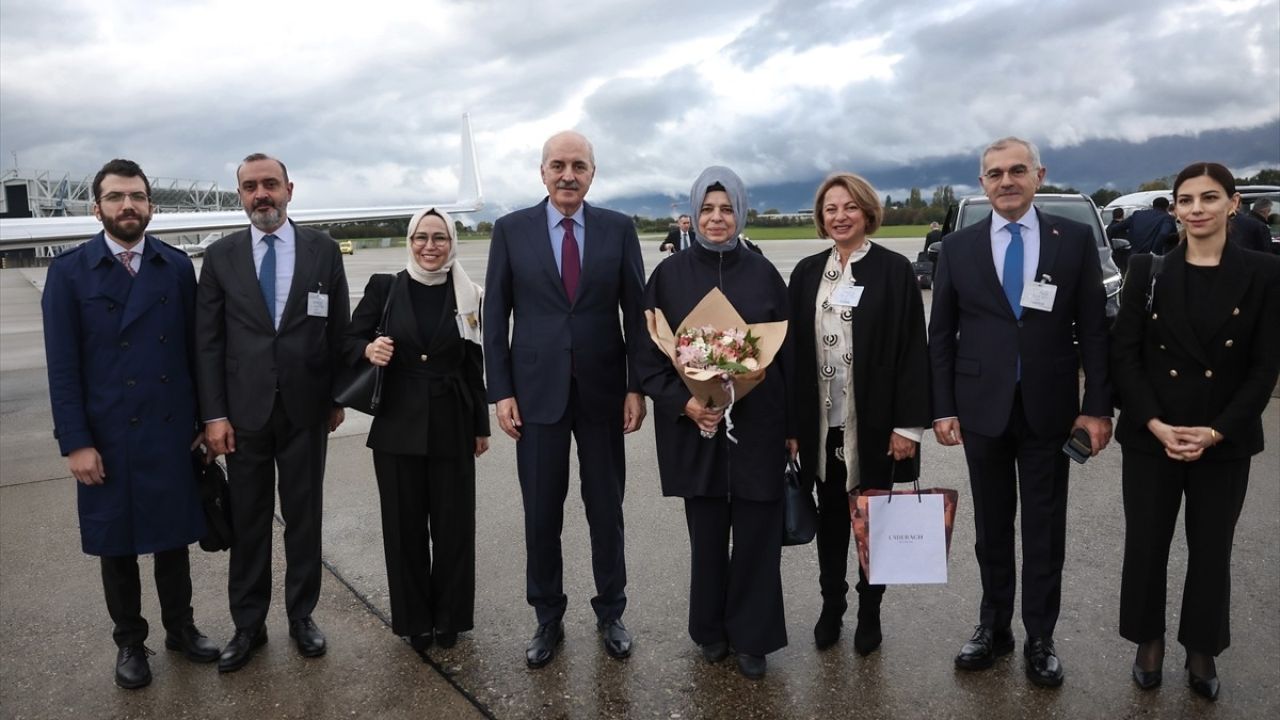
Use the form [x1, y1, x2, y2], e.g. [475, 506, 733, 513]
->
[405, 207, 483, 344]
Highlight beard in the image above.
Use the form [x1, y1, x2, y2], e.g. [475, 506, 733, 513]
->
[101, 210, 150, 243]
[245, 200, 286, 231]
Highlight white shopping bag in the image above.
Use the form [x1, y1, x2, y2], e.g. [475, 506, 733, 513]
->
[866, 493, 949, 584]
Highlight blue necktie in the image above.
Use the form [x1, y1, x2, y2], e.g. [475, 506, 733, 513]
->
[1003, 223, 1023, 319]
[260, 234, 277, 328]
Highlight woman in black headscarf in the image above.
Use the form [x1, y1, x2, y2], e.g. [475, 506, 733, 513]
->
[342, 207, 489, 658]
[636, 166, 795, 679]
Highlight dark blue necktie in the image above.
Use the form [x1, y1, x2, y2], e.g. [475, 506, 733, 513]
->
[1003, 223, 1024, 319]
[260, 234, 277, 327]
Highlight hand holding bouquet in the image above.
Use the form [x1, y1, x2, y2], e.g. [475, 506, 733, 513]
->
[647, 288, 787, 439]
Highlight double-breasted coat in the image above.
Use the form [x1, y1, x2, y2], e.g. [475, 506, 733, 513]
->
[42, 233, 205, 556]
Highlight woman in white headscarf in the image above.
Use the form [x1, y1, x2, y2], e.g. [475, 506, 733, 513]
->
[636, 166, 796, 680]
[342, 207, 489, 658]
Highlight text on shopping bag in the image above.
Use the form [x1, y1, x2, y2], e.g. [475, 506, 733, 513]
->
[867, 493, 949, 585]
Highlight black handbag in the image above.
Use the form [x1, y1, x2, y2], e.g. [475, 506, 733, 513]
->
[333, 277, 394, 415]
[782, 458, 818, 546]
[193, 451, 233, 552]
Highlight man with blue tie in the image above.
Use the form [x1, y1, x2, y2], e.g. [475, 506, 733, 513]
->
[483, 130, 647, 668]
[928, 137, 1113, 688]
[42, 159, 220, 689]
[196, 153, 350, 672]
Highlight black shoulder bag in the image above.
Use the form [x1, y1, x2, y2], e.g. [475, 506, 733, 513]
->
[333, 277, 395, 415]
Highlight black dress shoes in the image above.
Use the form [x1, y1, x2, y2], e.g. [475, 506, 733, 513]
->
[1186, 654, 1219, 701]
[1132, 663, 1163, 690]
[1024, 636, 1064, 688]
[813, 607, 843, 650]
[289, 617, 327, 657]
[164, 624, 220, 663]
[1131, 638, 1164, 690]
[599, 619, 632, 660]
[955, 625, 1015, 670]
[526, 620, 564, 669]
[115, 644, 153, 689]
[736, 653, 767, 680]
[700, 640, 730, 664]
[217, 626, 267, 673]
[409, 633, 433, 659]
[853, 605, 883, 657]
[435, 631, 458, 649]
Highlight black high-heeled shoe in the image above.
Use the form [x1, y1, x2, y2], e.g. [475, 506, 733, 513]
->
[1131, 639, 1163, 690]
[1185, 655, 1219, 701]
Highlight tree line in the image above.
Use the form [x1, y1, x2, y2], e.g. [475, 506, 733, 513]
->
[318, 168, 1278, 237]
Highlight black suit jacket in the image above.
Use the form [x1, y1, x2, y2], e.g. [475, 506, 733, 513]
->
[929, 209, 1111, 437]
[196, 222, 350, 431]
[343, 272, 488, 456]
[482, 199, 645, 424]
[1111, 243, 1280, 458]
[789, 244, 931, 486]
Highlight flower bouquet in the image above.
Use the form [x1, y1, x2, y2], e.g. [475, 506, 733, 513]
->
[646, 287, 788, 439]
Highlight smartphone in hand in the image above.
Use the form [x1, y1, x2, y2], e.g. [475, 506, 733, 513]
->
[1062, 427, 1093, 464]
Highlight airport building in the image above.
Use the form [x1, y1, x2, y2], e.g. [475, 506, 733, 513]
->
[0, 168, 238, 219]
[0, 168, 238, 267]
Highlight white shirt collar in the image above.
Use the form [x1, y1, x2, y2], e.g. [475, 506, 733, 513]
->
[103, 233, 145, 257]
[250, 219, 295, 245]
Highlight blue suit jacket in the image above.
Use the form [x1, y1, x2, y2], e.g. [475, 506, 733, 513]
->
[482, 199, 645, 424]
[929, 209, 1112, 438]
[42, 233, 204, 555]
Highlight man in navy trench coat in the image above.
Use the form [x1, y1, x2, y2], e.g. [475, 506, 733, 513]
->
[42, 159, 220, 689]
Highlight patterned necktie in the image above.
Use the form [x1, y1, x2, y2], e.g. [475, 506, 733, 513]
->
[1003, 223, 1024, 319]
[260, 234, 277, 327]
[560, 218, 580, 301]
[116, 250, 137, 277]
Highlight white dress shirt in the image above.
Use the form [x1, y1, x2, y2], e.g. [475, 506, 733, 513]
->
[250, 221, 296, 329]
[103, 234, 144, 274]
[989, 208, 1040, 288]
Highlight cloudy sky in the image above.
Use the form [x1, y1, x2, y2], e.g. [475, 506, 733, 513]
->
[2, 0, 1277, 217]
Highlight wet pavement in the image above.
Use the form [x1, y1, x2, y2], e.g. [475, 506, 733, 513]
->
[2, 240, 1278, 719]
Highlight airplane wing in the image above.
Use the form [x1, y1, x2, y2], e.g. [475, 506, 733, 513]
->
[0, 114, 483, 246]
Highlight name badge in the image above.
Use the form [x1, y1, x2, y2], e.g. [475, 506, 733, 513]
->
[829, 283, 864, 307]
[1020, 280, 1056, 312]
[307, 292, 329, 317]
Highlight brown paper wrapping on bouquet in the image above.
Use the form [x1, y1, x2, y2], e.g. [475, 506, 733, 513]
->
[646, 287, 788, 409]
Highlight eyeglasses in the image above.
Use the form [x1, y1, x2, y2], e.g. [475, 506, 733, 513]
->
[100, 192, 151, 204]
[982, 165, 1033, 182]
[410, 235, 451, 246]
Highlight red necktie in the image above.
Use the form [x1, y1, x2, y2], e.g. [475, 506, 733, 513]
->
[116, 251, 137, 277]
[560, 218, 580, 301]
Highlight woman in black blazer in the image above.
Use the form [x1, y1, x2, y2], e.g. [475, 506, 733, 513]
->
[343, 207, 489, 657]
[788, 173, 931, 655]
[1111, 162, 1280, 701]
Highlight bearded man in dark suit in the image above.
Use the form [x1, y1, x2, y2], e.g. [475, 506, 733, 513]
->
[196, 153, 350, 673]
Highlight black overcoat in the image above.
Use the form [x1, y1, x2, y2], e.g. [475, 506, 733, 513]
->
[788, 243, 932, 488]
[636, 243, 793, 501]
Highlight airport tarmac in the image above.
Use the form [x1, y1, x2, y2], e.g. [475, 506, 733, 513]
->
[1, 239, 1277, 719]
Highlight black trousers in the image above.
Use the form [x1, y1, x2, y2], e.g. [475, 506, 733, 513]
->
[373, 451, 476, 636]
[100, 547, 194, 647]
[516, 380, 627, 625]
[1120, 450, 1250, 656]
[960, 388, 1070, 638]
[225, 396, 328, 630]
[814, 427, 886, 614]
[684, 495, 787, 656]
